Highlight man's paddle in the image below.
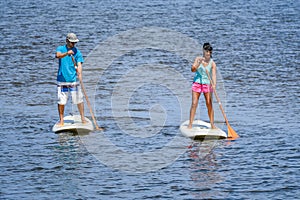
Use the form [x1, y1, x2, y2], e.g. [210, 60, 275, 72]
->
[71, 55, 102, 130]
[205, 69, 239, 139]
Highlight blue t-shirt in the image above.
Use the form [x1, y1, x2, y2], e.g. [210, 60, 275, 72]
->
[193, 59, 213, 84]
[56, 45, 84, 83]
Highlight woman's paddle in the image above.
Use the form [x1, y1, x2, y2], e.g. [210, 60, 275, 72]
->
[71, 55, 102, 130]
[205, 69, 239, 139]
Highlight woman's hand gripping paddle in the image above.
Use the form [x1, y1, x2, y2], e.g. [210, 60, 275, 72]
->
[205, 69, 239, 139]
[71, 55, 103, 131]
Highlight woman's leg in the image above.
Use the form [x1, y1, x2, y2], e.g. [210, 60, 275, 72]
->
[188, 91, 201, 128]
[204, 92, 216, 129]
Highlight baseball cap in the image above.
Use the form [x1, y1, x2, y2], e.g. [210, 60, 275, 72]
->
[66, 33, 79, 42]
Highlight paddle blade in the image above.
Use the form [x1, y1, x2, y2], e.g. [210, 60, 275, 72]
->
[95, 126, 104, 131]
[227, 124, 239, 139]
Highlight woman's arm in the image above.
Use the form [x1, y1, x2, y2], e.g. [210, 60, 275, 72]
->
[191, 57, 203, 72]
[211, 61, 217, 88]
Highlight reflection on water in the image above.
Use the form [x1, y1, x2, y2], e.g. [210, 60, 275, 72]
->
[188, 141, 228, 199]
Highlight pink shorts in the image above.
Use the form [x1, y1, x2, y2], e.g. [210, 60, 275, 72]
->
[192, 82, 213, 93]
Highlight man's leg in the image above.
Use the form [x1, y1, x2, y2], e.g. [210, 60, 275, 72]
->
[57, 85, 67, 126]
[73, 84, 86, 124]
[77, 102, 87, 123]
[58, 104, 65, 126]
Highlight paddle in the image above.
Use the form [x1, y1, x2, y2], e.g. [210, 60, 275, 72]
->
[71, 55, 103, 130]
[205, 68, 239, 139]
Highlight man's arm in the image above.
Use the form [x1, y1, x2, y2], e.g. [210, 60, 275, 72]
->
[76, 62, 83, 81]
[56, 50, 74, 59]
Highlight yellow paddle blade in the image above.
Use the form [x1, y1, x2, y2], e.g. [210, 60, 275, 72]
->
[227, 124, 239, 139]
[96, 126, 104, 131]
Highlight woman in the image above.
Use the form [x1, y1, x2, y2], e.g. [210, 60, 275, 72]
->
[188, 43, 216, 129]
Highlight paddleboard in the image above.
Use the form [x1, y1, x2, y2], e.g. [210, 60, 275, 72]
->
[52, 115, 94, 134]
[180, 120, 227, 140]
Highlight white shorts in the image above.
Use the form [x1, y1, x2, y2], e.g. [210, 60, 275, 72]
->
[57, 83, 84, 105]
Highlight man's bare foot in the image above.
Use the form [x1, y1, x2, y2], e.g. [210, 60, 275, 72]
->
[81, 119, 87, 124]
[187, 124, 193, 129]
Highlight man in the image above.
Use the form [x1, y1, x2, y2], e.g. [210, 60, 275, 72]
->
[55, 33, 86, 126]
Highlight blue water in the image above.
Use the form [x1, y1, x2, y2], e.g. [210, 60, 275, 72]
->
[1, 0, 299, 199]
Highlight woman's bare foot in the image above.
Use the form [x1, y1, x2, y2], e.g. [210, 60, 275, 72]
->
[57, 121, 64, 126]
[187, 124, 193, 129]
[211, 124, 217, 129]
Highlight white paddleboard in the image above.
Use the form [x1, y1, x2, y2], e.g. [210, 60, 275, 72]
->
[180, 120, 227, 140]
[52, 115, 94, 133]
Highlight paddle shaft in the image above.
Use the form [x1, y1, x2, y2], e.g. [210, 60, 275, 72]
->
[205, 68, 239, 138]
[204, 69, 229, 124]
[71, 55, 101, 130]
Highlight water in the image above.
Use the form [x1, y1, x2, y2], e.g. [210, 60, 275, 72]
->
[1, 0, 299, 199]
